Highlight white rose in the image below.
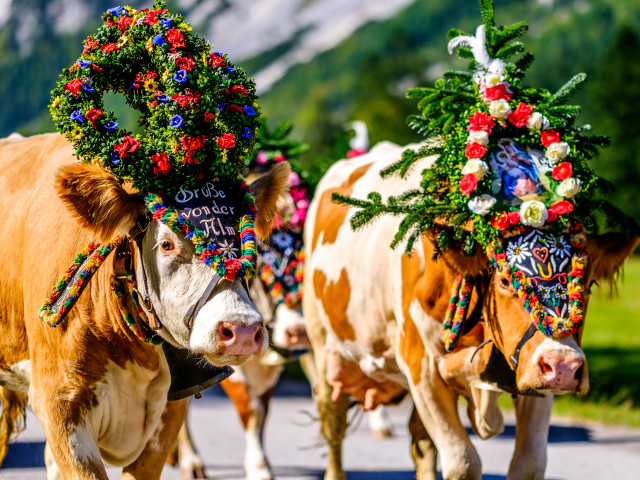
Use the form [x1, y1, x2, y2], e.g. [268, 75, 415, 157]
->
[467, 129, 489, 146]
[461, 159, 489, 179]
[557, 177, 581, 198]
[545, 142, 570, 164]
[468, 194, 496, 215]
[489, 99, 512, 120]
[485, 72, 503, 87]
[520, 200, 549, 227]
[526, 112, 550, 131]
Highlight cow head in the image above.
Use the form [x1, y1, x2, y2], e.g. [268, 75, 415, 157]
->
[56, 161, 291, 366]
[454, 230, 638, 395]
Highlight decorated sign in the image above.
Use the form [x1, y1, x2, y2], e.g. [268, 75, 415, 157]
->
[258, 232, 305, 309]
[334, 0, 637, 342]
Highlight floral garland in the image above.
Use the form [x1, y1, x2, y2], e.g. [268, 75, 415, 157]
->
[441, 274, 474, 352]
[40, 237, 123, 327]
[486, 225, 587, 338]
[49, 1, 260, 197]
[258, 246, 305, 309]
[146, 176, 258, 280]
[110, 276, 164, 344]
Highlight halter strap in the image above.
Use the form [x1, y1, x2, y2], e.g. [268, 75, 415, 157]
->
[509, 322, 537, 369]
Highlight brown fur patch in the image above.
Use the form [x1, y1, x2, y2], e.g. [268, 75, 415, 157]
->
[311, 163, 372, 250]
[587, 232, 639, 286]
[56, 163, 145, 241]
[313, 269, 355, 342]
[250, 162, 291, 241]
[221, 378, 254, 429]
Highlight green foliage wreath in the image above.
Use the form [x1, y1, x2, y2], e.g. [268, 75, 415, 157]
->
[49, 1, 260, 196]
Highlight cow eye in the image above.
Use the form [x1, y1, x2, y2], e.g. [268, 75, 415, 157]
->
[499, 277, 510, 290]
[159, 240, 175, 252]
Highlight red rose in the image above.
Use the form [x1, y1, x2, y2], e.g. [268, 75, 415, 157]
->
[226, 85, 248, 96]
[467, 111, 496, 133]
[547, 210, 558, 222]
[484, 84, 511, 102]
[113, 136, 140, 157]
[100, 43, 118, 54]
[507, 211, 520, 225]
[85, 108, 104, 126]
[548, 200, 574, 216]
[181, 135, 206, 152]
[151, 152, 171, 175]
[541, 130, 561, 147]
[465, 142, 487, 159]
[459, 174, 478, 195]
[491, 212, 510, 230]
[551, 162, 573, 181]
[203, 112, 214, 122]
[145, 11, 159, 25]
[63, 79, 84, 95]
[176, 56, 196, 72]
[117, 16, 133, 31]
[209, 53, 224, 67]
[145, 70, 158, 79]
[165, 28, 185, 45]
[216, 133, 236, 150]
[508, 102, 534, 128]
[226, 104, 244, 114]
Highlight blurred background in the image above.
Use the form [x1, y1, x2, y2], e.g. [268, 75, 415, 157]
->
[1, 0, 639, 425]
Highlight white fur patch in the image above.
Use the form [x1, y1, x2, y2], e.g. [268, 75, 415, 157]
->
[0, 359, 31, 394]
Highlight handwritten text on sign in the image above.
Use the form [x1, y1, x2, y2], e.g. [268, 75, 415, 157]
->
[172, 181, 242, 248]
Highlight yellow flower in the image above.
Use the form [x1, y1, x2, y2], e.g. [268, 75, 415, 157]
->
[146, 38, 154, 51]
[117, 36, 129, 47]
[221, 150, 228, 163]
[52, 97, 60, 108]
[179, 23, 192, 32]
[143, 78, 157, 91]
[147, 101, 155, 110]
[171, 142, 179, 153]
[202, 53, 208, 65]
[163, 69, 170, 81]
[72, 127, 83, 139]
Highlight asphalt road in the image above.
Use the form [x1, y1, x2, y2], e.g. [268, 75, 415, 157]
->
[3, 380, 640, 479]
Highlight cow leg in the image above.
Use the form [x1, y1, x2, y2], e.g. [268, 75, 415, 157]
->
[408, 404, 438, 480]
[507, 393, 553, 480]
[221, 371, 274, 480]
[44, 442, 63, 480]
[172, 413, 207, 480]
[121, 398, 189, 480]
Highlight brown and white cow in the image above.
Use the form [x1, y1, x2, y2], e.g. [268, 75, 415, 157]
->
[0, 133, 289, 479]
[303, 141, 638, 480]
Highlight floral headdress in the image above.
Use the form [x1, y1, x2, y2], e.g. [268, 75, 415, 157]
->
[334, 0, 638, 342]
[49, 1, 261, 280]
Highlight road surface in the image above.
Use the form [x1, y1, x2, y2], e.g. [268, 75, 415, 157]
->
[3, 380, 640, 479]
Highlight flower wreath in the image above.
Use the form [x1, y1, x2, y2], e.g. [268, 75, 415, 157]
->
[49, 1, 261, 281]
[334, 0, 638, 340]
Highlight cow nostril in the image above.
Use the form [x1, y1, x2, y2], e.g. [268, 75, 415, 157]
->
[573, 362, 584, 381]
[254, 325, 264, 346]
[218, 323, 234, 342]
[539, 357, 554, 376]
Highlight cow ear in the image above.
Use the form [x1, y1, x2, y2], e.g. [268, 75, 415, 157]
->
[588, 232, 639, 283]
[250, 162, 291, 241]
[56, 163, 145, 241]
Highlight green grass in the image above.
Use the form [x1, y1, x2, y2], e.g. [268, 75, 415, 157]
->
[549, 255, 640, 426]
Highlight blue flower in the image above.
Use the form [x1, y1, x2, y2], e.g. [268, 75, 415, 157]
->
[152, 34, 166, 46]
[82, 83, 94, 93]
[170, 115, 183, 128]
[159, 18, 172, 29]
[110, 151, 121, 164]
[106, 6, 127, 18]
[243, 105, 256, 116]
[70, 109, 85, 123]
[78, 60, 91, 67]
[242, 127, 252, 140]
[215, 103, 227, 111]
[225, 67, 236, 75]
[157, 94, 169, 103]
[174, 69, 187, 83]
[103, 121, 118, 131]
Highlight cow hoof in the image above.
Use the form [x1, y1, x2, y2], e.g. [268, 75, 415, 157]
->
[181, 466, 206, 479]
[371, 427, 394, 439]
[246, 470, 273, 480]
